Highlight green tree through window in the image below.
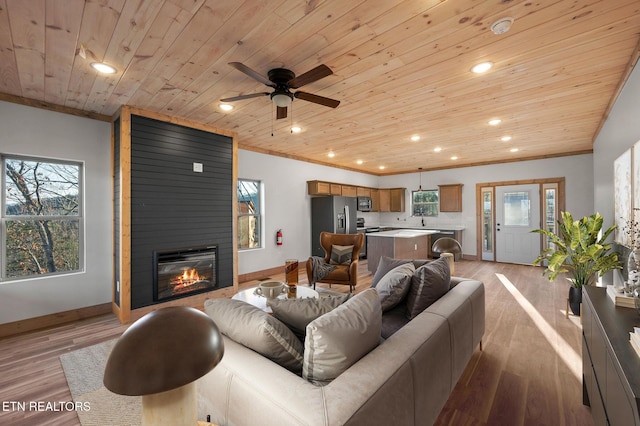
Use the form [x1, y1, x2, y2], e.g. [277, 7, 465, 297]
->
[412, 189, 439, 217]
[237, 179, 261, 249]
[2, 157, 82, 279]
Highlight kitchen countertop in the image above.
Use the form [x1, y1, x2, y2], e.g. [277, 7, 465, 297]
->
[367, 229, 438, 238]
[366, 224, 465, 231]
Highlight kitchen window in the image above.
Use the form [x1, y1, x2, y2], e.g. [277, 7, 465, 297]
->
[412, 189, 439, 217]
[237, 179, 262, 250]
[2, 156, 83, 280]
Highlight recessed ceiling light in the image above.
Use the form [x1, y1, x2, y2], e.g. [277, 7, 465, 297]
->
[471, 62, 493, 74]
[219, 104, 233, 111]
[356, 160, 363, 165]
[510, 148, 519, 153]
[501, 135, 512, 142]
[488, 119, 502, 126]
[434, 147, 442, 153]
[291, 126, 301, 133]
[328, 151, 335, 158]
[90, 62, 117, 74]
[379, 165, 385, 170]
[410, 135, 420, 142]
[451, 156, 458, 160]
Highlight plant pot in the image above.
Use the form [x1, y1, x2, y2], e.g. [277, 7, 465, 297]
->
[568, 286, 582, 316]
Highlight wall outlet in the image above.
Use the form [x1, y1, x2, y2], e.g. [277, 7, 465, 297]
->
[414, 244, 418, 250]
[193, 162, 203, 173]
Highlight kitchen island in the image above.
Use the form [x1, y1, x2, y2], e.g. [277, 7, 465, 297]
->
[366, 229, 438, 273]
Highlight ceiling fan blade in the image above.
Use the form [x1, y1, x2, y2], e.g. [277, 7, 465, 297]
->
[294, 91, 340, 108]
[228, 62, 274, 87]
[220, 92, 270, 102]
[289, 64, 333, 89]
[276, 106, 288, 120]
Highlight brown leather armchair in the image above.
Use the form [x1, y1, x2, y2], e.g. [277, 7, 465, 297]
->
[306, 232, 364, 293]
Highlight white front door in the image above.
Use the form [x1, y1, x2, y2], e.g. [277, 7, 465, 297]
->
[495, 184, 541, 264]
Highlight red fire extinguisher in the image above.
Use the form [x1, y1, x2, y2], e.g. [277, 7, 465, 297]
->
[276, 229, 283, 246]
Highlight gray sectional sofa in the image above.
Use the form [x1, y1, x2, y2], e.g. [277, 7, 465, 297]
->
[197, 270, 484, 426]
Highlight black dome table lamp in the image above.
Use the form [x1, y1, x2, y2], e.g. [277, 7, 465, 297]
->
[104, 306, 224, 426]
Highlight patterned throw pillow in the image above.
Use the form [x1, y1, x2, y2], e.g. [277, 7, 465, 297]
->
[330, 244, 353, 265]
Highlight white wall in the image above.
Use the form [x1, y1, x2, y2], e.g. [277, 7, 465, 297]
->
[0, 101, 112, 323]
[593, 61, 640, 228]
[377, 154, 594, 257]
[237, 150, 378, 274]
[238, 148, 593, 270]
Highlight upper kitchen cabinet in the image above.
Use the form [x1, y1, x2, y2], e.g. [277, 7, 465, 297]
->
[341, 185, 357, 197]
[308, 180, 342, 196]
[438, 184, 463, 212]
[370, 189, 380, 212]
[357, 187, 371, 197]
[379, 188, 405, 212]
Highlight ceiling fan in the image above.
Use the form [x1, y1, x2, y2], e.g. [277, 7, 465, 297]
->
[220, 62, 340, 119]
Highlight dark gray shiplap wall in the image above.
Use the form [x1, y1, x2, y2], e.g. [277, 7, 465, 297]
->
[129, 115, 233, 309]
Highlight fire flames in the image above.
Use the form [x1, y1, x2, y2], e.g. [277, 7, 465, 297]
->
[170, 268, 205, 287]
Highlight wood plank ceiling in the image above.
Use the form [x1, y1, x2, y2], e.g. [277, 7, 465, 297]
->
[0, 0, 639, 175]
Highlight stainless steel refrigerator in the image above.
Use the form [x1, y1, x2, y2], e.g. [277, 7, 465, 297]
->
[310, 196, 357, 256]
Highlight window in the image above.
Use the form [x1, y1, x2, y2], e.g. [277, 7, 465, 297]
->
[237, 179, 261, 249]
[412, 189, 439, 217]
[2, 156, 83, 280]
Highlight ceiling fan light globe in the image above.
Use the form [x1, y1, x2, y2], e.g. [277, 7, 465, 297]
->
[271, 93, 293, 107]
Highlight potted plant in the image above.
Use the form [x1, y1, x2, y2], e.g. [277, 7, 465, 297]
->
[532, 211, 621, 315]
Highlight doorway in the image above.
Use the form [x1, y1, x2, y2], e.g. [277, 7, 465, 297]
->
[476, 178, 564, 265]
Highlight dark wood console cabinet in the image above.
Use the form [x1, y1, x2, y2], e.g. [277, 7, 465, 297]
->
[583, 286, 640, 425]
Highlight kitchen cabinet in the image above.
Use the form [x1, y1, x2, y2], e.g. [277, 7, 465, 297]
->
[439, 184, 463, 212]
[390, 188, 405, 212]
[370, 189, 380, 212]
[341, 185, 357, 197]
[307, 180, 341, 196]
[379, 189, 391, 212]
[378, 188, 405, 212]
[357, 187, 371, 197]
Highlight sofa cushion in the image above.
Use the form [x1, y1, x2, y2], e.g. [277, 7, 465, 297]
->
[405, 256, 451, 320]
[380, 302, 410, 339]
[267, 294, 351, 341]
[204, 298, 304, 373]
[303, 288, 381, 385]
[375, 262, 415, 311]
[371, 256, 413, 287]
[330, 244, 353, 265]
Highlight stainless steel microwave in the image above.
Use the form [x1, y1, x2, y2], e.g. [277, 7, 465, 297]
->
[357, 196, 372, 212]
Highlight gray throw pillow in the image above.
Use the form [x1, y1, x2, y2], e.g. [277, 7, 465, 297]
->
[204, 298, 304, 373]
[303, 288, 381, 385]
[330, 244, 353, 265]
[375, 262, 415, 311]
[371, 256, 413, 287]
[267, 294, 351, 340]
[405, 256, 451, 320]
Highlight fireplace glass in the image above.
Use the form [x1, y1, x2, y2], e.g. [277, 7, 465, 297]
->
[154, 246, 217, 302]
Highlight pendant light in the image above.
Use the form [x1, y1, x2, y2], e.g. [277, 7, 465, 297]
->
[417, 167, 423, 191]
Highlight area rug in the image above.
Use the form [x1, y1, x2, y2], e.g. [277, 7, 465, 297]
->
[59, 339, 141, 426]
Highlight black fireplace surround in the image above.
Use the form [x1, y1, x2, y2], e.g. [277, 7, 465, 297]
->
[153, 245, 218, 302]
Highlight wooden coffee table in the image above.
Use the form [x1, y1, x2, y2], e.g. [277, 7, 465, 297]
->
[232, 284, 319, 313]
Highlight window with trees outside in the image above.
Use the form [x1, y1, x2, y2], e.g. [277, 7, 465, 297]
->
[237, 179, 261, 250]
[2, 156, 83, 280]
[412, 189, 439, 217]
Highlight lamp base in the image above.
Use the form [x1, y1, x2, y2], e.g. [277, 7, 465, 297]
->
[142, 381, 197, 426]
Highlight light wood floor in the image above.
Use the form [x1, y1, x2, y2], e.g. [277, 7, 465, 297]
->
[0, 259, 593, 425]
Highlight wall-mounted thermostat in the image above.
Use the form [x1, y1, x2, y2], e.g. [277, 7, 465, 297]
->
[193, 162, 204, 173]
